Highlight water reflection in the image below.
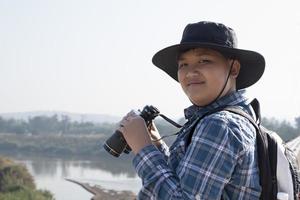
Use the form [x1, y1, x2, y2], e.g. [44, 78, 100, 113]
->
[2, 152, 141, 200]
[10, 152, 137, 177]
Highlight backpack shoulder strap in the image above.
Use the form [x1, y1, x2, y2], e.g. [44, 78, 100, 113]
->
[186, 105, 277, 200]
[224, 106, 278, 200]
[185, 106, 226, 146]
[186, 106, 260, 148]
[250, 98, 261, 125]
[224, 106, 260, 130]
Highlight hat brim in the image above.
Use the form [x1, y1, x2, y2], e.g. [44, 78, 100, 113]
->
[152, 43, 265, 89]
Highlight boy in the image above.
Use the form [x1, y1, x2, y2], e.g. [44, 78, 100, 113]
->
[119, 21, 265, 199]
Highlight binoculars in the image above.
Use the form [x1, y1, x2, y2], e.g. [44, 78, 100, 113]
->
[103, 105, 160, 157]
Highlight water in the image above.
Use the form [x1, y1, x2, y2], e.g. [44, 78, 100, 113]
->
[11, 155, 142, 200]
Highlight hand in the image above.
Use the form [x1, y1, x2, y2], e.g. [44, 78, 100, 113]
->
[147, 122, 164, 147]
[118, 110, 152, 155]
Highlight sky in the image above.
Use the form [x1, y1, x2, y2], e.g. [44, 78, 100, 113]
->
[0, 0, 300, 122]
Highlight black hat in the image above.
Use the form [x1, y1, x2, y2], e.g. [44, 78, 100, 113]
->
[152, 21, 265, 89]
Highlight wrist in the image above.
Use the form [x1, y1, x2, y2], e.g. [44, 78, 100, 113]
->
[133, 141, 152, 155]
[153, 140, 165, 148]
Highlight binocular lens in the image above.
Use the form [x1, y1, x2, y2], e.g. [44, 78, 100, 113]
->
[103, 130, 127, 157]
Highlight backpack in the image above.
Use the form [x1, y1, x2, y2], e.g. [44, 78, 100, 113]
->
[187, 99, 300, 200]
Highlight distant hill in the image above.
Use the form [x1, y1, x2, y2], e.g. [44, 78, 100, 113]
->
[0, 111, 121, 124]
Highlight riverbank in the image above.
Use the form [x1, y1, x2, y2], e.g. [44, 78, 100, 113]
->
[0, 156, 54, 200]
[66, 179, 136, 200]
[6, 153, 141, 200]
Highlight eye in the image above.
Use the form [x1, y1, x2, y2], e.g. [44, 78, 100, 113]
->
[198, 59, 211, 64]
[178, 62, 188, 69]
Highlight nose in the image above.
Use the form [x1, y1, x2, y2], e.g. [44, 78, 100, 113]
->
[185, 64, 200, 78]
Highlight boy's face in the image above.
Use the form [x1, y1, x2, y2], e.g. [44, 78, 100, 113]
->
[177, 48, 236, 106]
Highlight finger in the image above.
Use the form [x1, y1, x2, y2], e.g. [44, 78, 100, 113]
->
[127, 112, 141, 122]
[129, 110, 139, 117]
[118, 126, 123, 132]
[149, 122, 157, 130]
[147, 123, 154, 132]
[117, 125, 125, 134]
[122, 110, 136, 122]
[126, 110, 135, 115]
[118, 118, 127, 126]
[152, 123, 158, 131]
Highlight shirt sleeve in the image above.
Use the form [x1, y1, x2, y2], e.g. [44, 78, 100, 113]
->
[133, 114, 245, 200]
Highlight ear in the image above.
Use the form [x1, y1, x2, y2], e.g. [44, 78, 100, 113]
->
[230, 60, 241, 78]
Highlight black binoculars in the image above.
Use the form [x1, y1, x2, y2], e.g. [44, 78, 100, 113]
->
[103, 105, 160, 157]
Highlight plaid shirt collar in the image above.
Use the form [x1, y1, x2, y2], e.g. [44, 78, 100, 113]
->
[184, 89, 248, 121]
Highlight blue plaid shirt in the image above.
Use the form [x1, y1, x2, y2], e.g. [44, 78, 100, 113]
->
[133, 90, 261, 199]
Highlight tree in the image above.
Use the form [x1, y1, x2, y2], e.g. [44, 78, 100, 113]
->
[60, 115, 71, 134]
[262, 117, 298, 142]
[28, 115, 59, 135]
[295, 116, 300, 130]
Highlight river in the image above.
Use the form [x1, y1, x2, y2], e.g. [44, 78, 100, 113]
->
[9, 154, 142, 200]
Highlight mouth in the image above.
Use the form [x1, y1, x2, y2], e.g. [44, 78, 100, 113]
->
[187, 81, 205, 87]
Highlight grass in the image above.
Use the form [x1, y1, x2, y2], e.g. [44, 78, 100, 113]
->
[0, 156, 54, 200]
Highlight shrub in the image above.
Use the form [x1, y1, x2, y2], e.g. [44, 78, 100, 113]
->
[0, 156, 54, 200]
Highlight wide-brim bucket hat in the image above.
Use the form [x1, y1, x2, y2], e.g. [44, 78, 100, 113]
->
[152, 21, 265, 90]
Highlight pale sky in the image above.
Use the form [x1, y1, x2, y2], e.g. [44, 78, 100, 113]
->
[1, 0, 300, 121]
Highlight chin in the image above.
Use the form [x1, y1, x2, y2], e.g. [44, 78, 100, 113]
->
[191, 100, 208, 107]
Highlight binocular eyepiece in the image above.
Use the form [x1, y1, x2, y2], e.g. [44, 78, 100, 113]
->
[103, 105, 160, 157]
